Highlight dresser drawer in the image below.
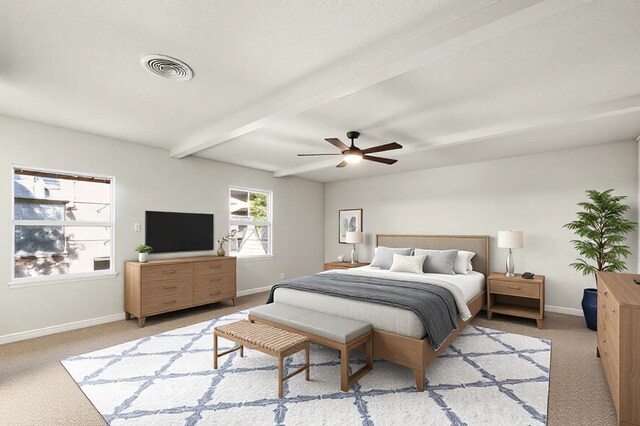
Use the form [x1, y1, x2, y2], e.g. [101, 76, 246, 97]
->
[141, 264, 193, 283]
[142, 278, 192, 300]
[194, 260, 235, 276]
[194, 271, 235, 290]
[194, 281, 235, 305]
[142, 291, 193, 315]
[490, 279, 539, 298]
[599, 283, 620, 334]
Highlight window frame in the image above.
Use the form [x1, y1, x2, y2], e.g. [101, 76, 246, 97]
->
[228, 186, 273, 260]
[10, 164, 117, 286]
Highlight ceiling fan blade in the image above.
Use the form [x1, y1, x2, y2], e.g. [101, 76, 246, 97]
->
[325, 138, 349, 151]
[297, 153, 342, 156]
[336, 160, 348, 168]
[361, 142, 402, 155]
[363, 155, 397, 165]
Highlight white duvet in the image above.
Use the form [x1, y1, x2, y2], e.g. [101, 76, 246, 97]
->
[272, 266, 485, 339]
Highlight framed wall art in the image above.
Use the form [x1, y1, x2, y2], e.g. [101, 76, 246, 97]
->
[338, 208, 363, 244]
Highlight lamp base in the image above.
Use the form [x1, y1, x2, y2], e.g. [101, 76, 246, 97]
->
[350, 244, 358, 264]
[505, 248, 515, 278]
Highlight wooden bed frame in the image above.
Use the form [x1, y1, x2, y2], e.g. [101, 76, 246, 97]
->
[372, 234, 490, 391]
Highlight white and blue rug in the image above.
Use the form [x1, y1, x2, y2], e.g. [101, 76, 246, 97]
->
[61, 311, 551, 425]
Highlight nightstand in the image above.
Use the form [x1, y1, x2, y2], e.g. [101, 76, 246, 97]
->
[487, 273, 545, 329]
[324, 262, 369, 271]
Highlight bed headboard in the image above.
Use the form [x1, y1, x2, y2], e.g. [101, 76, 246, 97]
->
[375, 234, 490, 277]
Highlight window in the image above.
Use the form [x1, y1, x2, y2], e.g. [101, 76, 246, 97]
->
[12, 166, 114, 283]
[229, 187, 272, 258]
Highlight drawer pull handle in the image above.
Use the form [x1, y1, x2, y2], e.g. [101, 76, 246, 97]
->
[611, 308, 615, 313]
[507, 286, 521, 290]
[604, 352, 609, 356]
[601, 325, 606, 330]
[209, 291, 221, 296]
[163, 271, 176, 275]
[209, 265, 222, 269]
[602, 339, 606, 343]
[604, 291, 608, 296]
[163, 300, 177, 305]
[209, 278, 221, 283]
[163, 285, 177, 289]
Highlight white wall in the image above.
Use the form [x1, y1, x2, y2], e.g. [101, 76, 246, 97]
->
[324, 141, 638, 313]
[0, 115, 324, 340]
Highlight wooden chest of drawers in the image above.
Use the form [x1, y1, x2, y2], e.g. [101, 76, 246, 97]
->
[125, 256, 236, 327]
[596, 272, 640, 426]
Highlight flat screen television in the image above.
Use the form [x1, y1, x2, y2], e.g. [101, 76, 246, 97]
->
[145, 211, 214, 253]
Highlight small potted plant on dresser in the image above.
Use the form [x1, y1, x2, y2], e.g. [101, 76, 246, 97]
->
[217, 230, 237, 256]
[135, 244, 153, 263]
[564, 189, 636, 330]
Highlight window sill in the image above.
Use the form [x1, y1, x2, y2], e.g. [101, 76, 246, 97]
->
[9, 272, 119, 289]
[235, 255, 274, 263]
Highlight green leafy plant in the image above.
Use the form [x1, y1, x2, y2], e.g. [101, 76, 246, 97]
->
[135, 244, 153, 254]
[564, 189, 636, 282]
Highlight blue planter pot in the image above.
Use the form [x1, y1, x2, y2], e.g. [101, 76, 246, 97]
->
[581, 288, 598, 331]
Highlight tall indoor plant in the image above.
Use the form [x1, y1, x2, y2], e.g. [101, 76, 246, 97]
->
[564, 189, 636, 330]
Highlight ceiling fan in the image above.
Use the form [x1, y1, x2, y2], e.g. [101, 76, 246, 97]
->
[297, 131, 402, 168]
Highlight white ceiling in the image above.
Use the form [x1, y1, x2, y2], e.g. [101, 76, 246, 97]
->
[1, 0, 639, 182]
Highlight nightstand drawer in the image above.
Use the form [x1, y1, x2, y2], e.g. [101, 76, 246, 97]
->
[323, 262, 369, 271]
[490, 279, 539, 298]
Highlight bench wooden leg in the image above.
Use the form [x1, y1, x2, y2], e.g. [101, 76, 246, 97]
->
[213, 333, 218, 369]
[278, 355, 284, 398]
[340, 345, 350, 392]
[305, 344, 310, 381]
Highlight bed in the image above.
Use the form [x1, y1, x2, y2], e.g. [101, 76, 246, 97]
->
[271, 234, 489, 391]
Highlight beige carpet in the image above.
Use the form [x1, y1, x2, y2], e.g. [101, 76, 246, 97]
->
[0, 293, 616, 426]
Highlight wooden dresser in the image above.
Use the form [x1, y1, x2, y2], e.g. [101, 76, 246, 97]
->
[596, 272, 640, 425]
[125, 256, 236, 327]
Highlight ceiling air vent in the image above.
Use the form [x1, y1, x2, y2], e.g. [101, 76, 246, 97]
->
[141, 54, 193, 81]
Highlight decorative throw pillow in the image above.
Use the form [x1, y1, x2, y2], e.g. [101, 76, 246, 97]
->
[414, 249, 458, 275]
[453, 250, 476, 274]
[389, 254, 426, 274]
[370, 246, 414, 270]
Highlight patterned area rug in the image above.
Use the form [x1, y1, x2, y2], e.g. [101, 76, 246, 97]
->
[61, 310, 551, 425]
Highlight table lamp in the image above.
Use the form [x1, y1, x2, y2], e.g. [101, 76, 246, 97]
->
[498, 230, 523, 277]
[345, 231, 363, 264]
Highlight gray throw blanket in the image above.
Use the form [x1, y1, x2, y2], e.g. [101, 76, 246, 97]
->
[267, 273, 458, 350]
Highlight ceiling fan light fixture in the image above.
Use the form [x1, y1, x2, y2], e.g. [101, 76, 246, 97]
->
[344, 152, 363, 164]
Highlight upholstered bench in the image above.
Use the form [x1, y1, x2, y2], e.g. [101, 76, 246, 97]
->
[213, 320, 310, 398]
[248, 303, 373, 392]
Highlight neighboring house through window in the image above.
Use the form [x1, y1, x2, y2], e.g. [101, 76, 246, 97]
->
[229, 187, 272, 258]
[12, 166, 114, 283]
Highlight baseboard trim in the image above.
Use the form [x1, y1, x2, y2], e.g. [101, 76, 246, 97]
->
[0, 313, 126, 346]
[237, 285, 273, 297]
[545, 305, 583, 317]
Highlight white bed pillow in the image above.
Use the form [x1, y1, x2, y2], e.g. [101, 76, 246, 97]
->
[389, 253, 426, 274]
[453, 250, 476, 275]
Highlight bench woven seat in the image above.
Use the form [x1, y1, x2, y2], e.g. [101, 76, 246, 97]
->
[213, 319, 310, 398]
[215, 320, 308, 353]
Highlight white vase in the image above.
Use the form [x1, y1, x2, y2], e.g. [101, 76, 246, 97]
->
[138, 253, 148, 263]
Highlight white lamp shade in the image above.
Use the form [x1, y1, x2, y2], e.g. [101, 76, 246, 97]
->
[345, 231, 363, 244]
[498, 230, 523, 249]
